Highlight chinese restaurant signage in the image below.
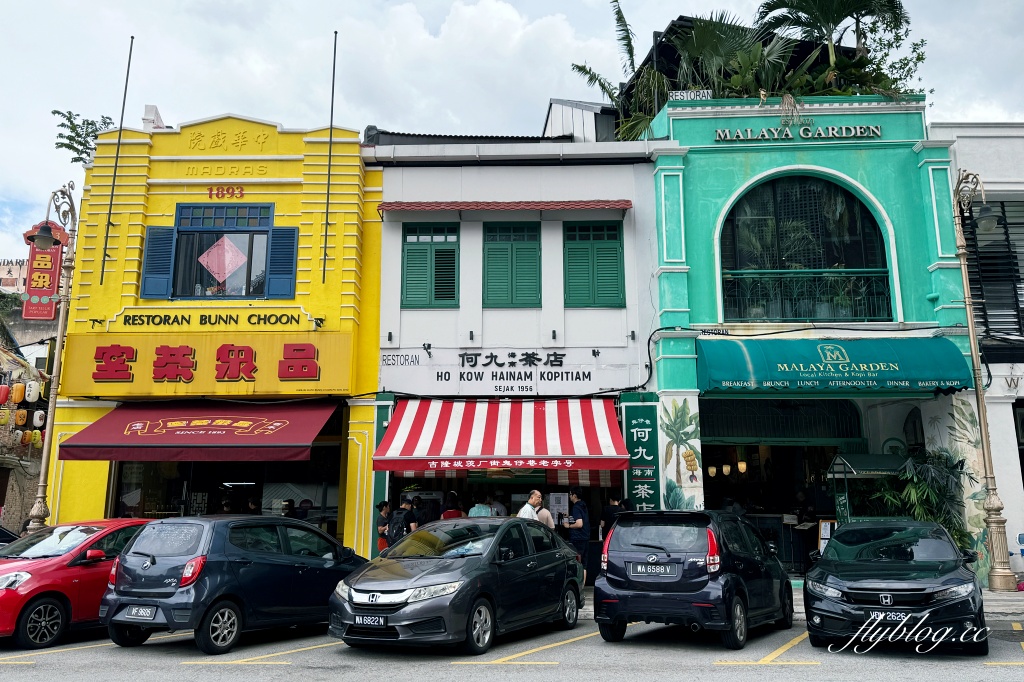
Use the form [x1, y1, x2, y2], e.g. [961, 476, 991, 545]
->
[623, 398, 662, 512]
[106, 306, 314, 332]
[715, 124, 882, 142]
[61, 332, 353, 397]
[21, 221, 68, 320]
[378, 347, 633, 396]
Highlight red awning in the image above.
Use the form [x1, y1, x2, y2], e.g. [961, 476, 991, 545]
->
[392, 470, 468, 479]
[59, 401, 340, 462]
[373, 399, 628, 472]
[546, 470, 623, 487]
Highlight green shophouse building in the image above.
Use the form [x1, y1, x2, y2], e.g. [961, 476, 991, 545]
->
[624, 95, 993, 580]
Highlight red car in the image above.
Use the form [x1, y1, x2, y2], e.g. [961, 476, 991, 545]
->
[0, 519, 150, 649]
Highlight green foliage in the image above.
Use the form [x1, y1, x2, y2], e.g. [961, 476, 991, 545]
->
[664, 479, 697, 511]
[867, 447, 978, 548]
[659, 399, 701, 488]
[0, 291, 21, 316]
[864, 16, 928, 95]
[52, 110, 114, 165]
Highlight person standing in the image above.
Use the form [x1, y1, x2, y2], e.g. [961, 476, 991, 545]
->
[599, 493, 621, 540]
[388, 497, 418, 546]
[468, 495, 493, 517]
[441, 491, 466, 519]
[491, 493, 508, 517]
[375, 500, 391, 552]
[247, 497, 262, 515]
[561, 486, 591, 584]
[517, 490, 542, 521]
[536, 495, 556, 529]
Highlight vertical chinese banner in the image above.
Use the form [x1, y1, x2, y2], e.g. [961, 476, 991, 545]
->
[21, 221, 68, 321]
[658, 395, 704, 510]
[622, 392, 661, 511]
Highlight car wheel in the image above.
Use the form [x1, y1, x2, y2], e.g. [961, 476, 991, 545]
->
[195, 600, 243, 655]
[774, 584, 794, 630]
[599, 621, 627, 642]
[558, 586, 579, 630]
[462, 598, 494, 655]
[14, 597, 67, 649]
[108, 623, 152, 647]
[808, 632, 831, 648]
[720, 596, 748, 650]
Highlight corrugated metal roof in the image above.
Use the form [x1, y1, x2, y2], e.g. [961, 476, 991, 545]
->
[364, 126, 572, 145]
[378, 200, 633, 212]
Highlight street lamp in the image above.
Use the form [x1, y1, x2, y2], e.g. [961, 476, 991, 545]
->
[25, 182, 77, 533]
[952, 169, 1017, 592]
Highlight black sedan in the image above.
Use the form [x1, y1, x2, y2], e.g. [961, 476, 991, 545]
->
[329, 517, 584, 654]
[805, 520, 987, 655]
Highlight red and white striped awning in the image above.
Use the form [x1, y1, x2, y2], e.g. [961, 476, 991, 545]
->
[546, 470, 623, 487]
[392, 470, 467, 479]
[373, 399, 628, 472]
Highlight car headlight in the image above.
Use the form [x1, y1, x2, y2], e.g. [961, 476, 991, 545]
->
[933, 582, 974, 602]
[408, 581, 463, 603]
[0, 572, 31, 591]
[806, 579, 843, 600]
[334, 581, 351, 600]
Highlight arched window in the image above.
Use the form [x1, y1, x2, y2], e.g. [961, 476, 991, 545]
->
[721, 176, 892, 322]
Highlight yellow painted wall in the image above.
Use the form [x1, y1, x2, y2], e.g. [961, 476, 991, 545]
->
[50, 116, 381, 543]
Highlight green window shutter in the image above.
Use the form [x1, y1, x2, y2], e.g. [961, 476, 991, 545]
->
[512, 242, 541, 306]
[593, 242, 625, 306]
[564, 243, 594, 306]
[432, 245, 458, 304]
[483, 243, 511, 306]
[402, 243, 431, 307]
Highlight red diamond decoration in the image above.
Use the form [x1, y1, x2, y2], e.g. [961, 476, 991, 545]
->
[198, 236, 248, 283]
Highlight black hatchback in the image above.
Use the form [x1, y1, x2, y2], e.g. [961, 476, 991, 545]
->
[804, 520, 987, 655]
[101, 516, 365, 654]
[594, 510, 793, 649]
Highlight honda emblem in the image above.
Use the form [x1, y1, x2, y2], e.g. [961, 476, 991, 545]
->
[368, 593, 380, 603]
[879, 594, 893, 606]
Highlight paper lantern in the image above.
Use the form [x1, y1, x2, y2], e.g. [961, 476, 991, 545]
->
[14, 409, 27, 426]
[26, 381, 40, 402]
[0, 409, 8, 425]
[0, 384, 9, 403]
[11, 382, 25, 403]
[13, 430, 22, 444]
[33, 410, 46, 428]
[31, 430, 42, 445]
[722, 464, 732, 476]
[20, 430, 33, 446]
[707, 466, 717, 478]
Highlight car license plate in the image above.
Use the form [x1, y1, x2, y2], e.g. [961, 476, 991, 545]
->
[631, 563, 677, 576]
[354, 614, 387, 627]
[125, 605, 156, 620]
[868, 610, 908, 622]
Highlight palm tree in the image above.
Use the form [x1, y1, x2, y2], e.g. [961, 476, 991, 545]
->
[756, 0, 909, 67]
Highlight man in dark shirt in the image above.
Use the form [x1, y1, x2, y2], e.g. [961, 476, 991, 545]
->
[561, 485, 591, 584]
[599, 493, 621, 540]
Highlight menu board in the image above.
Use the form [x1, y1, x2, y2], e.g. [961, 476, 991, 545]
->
[818, 520, 836, 552]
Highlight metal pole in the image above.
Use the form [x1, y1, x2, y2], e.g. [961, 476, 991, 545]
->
[952, 169, 1017, 592]
[26, 183, 77, 533]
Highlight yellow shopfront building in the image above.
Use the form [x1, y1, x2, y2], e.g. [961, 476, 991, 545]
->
[46, 110, 382, 556]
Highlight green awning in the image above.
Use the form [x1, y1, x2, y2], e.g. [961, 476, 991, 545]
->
[828, 453, 907, 479]
[696, 337, 972, 395]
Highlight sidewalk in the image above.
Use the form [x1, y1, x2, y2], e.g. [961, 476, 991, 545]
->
[579, 582, 1024, 622]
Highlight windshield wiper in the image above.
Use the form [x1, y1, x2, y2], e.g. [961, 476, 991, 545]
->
[394, 554, 441, 559]
[630, 542, 672, 558]
[129, 550, 157, 565]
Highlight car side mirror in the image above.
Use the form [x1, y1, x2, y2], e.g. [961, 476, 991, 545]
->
[85, 549, 107, 562]
[809, 549, 822, 562]
[496, 547, 515, 562]
[339, 547, 354, 560]
[961, 549, 977, 564]
[765, 541, 778, 556]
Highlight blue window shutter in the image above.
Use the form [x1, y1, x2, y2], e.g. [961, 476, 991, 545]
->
[140, 226, 176, 299]
[266, 228, 298, 299]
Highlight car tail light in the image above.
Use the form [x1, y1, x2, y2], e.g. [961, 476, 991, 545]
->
[706, 528, 721, 574]
[108, 556, 120, 586]
[600, 526, 615, 572]
[180, 556, 207, 588]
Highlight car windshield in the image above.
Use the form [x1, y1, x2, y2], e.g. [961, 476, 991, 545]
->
[130, 523, 204, 557]
[823, 526, 959, 562]
[0, 525, 103, 558]
[387, 521, 505, 559]
[608, 517, 709, 553]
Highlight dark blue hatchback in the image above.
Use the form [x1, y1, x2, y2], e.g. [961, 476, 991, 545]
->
[594, 510, 793, 649]
[101, 515, 365, 654]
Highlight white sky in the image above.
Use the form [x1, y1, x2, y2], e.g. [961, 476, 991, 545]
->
[2, 0, 1020, 261]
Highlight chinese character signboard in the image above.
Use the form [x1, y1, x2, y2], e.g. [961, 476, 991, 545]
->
[61, 332, 353, 397]
[21, 220, 68, 320]
[622, 395, 661, 512]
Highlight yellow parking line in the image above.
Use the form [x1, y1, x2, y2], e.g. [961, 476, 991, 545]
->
[452, 631, 601, 665]
[716, 632, 820, 666]
[1016, 622, 1024, 653]
[985, 622, 1024, 665]
[180, 640, 345, 665]
[0, 630, 190, 659]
